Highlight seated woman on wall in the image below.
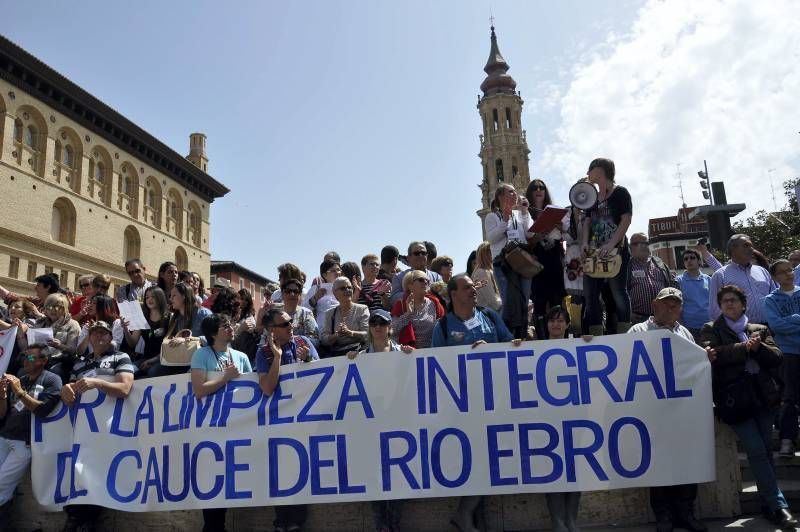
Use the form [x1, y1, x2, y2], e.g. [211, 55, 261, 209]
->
[120, 286, 171, 378]
[390, 270, 445, 349]
[14, 293, 80, 383]
[76, 295, 124, 355]
[147, 282, 212, 378]
[319, 277, 369, 357]
[702, 285, 797, 530]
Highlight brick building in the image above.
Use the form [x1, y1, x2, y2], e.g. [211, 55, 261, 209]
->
[210, 260, 274, 307]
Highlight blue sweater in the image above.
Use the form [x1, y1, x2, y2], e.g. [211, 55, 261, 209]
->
[764, 286, 800, 355]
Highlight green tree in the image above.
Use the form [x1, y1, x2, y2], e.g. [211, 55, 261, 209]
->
[732, 177, 800, 260]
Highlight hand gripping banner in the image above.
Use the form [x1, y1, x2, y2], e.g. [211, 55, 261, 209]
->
[32, 331, 715, 511]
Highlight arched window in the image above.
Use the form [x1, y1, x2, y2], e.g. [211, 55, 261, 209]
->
[144, 177, 162, 229]
[12, 106, 47, 177]
[495, 159, 504, 182]
[87, 147, 112, 206]
[50, 198, 77, 246]
[118, 163, 139, 219]
[166, 189, 183, 239]
[54, 128, 82, 192]
[187, 202, 202, 247]
[175, 246, 188, 271]
[123, 226, 141, 262]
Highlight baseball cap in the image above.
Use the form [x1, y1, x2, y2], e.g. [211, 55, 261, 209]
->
[368, 309, 392, 324]
[656, 287, 683, 302]
[88, 320, 114, 334]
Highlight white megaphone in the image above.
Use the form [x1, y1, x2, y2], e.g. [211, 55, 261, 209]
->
[568, 181, 598, 210]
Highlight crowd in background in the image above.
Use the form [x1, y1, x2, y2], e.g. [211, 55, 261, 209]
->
[1, 157, 800, 532]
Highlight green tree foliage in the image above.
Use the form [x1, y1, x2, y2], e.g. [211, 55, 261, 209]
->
[733, 177, 800, 260]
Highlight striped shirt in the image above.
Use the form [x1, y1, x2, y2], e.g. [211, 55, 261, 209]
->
[628, 257, 677, 317]
[708, 262, 777, 324]
[391, 298, 438, 349]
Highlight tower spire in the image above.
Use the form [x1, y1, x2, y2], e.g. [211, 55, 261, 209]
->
[480, 25, 517, 96]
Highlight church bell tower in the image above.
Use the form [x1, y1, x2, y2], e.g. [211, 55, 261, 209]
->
[476, 26, 531, 236]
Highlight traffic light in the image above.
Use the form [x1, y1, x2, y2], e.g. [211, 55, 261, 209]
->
[698, 165, 712, 204]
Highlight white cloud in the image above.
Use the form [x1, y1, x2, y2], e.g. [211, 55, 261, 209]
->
[540, 0, 800, 232]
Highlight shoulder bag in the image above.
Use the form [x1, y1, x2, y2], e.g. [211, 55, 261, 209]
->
[160, 325, 201, 366]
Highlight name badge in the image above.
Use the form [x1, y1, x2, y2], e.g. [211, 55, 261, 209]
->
[13, 400, 25, 412]
[463, 316, 482, 330]
[632, 270, 646, 278]
[507, 228, 525, 242]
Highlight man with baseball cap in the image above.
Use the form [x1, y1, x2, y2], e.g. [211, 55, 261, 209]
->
[60, 321, 135, 532]
[629, 287, 705, 532]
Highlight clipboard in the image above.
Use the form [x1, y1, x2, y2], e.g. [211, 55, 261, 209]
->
[530, 206, 569, 234]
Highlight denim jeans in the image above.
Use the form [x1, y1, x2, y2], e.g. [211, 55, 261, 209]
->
[732, 409, 788, 511]
[780, 355, 800, 441]
[582, 245, 631, 329]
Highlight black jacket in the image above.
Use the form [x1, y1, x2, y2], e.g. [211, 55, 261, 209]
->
[701, 315, 783, 410]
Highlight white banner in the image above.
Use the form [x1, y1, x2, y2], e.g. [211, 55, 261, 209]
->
[32, 331, 715, 512]
[0, 325, 17, 375]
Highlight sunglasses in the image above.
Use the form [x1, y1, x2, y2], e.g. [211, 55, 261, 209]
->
[271, 321, 292, 328]
[530, 185, 546, 191]
[412, 251, 428, 256]
[414, 278, 431, 285]
[283, 288, 301, 295]
[441, 261, 453, 267]
[369, 320, 390, 327]
[79, 283, 91, 288]
[127, 268, 142, 276]
[25, 354, 44, 362]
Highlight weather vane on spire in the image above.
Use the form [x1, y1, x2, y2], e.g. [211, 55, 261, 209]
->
[489, 8, 495, 29]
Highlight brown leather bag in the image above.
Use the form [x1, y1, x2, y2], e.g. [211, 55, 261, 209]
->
[502, 241, 544, 278]
[583, 248, 622, 278]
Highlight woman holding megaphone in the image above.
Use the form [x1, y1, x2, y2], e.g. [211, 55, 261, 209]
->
[579, 158, 633, 336]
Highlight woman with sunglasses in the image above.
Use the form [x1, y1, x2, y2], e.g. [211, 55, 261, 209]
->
[320, 277, 369, 357]
[190, 313, 252, 532]
[430, 256, 455, 283]
[526, 179, 569, 339]
[68, 274, 96, 325]
[277, 278, 320, 345]
[484, 183, 533, 338]
[14, 293, 80, 383]
[390, 270, 445, 349]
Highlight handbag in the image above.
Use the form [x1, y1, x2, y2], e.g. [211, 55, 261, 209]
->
[160, 328, 201, 366]
[502, 241, 543, 278]
[714, 372, 761, 425]
[583, 248, 622, 278]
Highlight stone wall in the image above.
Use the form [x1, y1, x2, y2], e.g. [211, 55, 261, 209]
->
[9, 421, 741, 531]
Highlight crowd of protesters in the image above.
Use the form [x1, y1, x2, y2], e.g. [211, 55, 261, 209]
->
[1, 157, 800, 532]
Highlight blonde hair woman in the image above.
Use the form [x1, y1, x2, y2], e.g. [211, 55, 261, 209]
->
[472, 241, 502, 311]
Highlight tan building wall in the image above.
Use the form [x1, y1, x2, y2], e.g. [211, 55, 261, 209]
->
[0, 79, 214, 296]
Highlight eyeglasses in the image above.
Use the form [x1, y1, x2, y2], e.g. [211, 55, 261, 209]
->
[24, 354, 44, 362]
[283, 288, 301, 295]
[271, 321, 292, 328]
[127, 268, 142, 276]
[530, 185, 546, 191]
[412, 251, 428, 256]
[44, 304, 62, 311]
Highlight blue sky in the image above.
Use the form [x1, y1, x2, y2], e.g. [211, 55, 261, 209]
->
[3, 0, 798, 281]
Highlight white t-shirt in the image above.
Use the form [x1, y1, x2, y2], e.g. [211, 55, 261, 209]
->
[484, 210, 533, 259]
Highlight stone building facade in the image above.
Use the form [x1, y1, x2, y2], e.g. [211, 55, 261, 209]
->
[0, 36, 228, 297]
[477, 26, 532, 237]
